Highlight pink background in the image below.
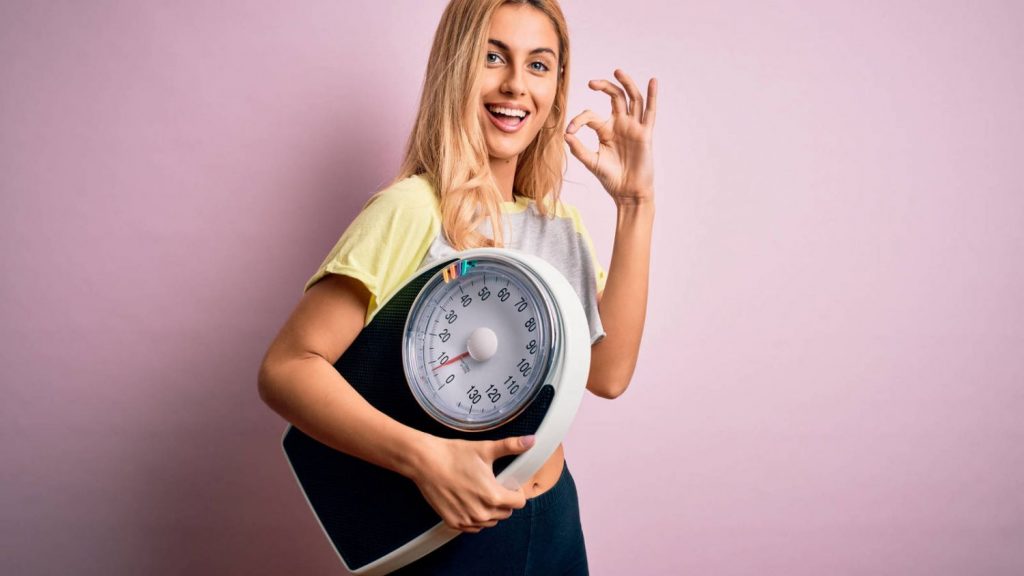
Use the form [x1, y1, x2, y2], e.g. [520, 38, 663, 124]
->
[3, 1, 1022, 574]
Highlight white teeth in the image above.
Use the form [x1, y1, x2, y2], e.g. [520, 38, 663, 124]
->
[486, 105, 527, 119]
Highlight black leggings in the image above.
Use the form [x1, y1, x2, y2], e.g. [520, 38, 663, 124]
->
[391, 461, 589, 575]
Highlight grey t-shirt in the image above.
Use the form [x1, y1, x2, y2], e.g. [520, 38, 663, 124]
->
[422, 194, 607, 345]
[306, 174, 607, 343]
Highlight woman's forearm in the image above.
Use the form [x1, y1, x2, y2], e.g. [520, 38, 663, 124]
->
[588, 198, 655, 398]
[259, 356, 432, 480]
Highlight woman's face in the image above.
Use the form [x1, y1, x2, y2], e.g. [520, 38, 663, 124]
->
[478, 4, 561, 162]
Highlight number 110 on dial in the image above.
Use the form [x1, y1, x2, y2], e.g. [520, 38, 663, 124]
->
[403, 256, 558, 432]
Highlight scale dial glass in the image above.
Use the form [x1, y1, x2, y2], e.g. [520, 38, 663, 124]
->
[403, 256, 557, 432]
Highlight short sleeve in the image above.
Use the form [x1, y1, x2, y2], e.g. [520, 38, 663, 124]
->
[563, 203, 607, 294]
[304, 177, 441, 325]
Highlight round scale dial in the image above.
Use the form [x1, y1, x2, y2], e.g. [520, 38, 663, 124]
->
[403, 255, 560, 431]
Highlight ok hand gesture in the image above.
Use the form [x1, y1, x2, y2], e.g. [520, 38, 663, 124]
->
[565, 69, 657, 205]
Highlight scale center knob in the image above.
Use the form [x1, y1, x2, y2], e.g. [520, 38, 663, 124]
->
[466, 327, 498, 362]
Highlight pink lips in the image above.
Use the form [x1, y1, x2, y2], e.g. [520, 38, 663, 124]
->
[485, 106, 529, 133]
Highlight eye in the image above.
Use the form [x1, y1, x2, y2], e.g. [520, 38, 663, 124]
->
[486, 52, 505, 65]
[529, 61, 550, 72]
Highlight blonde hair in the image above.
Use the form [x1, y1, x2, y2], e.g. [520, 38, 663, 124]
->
[393, 0, 571, 250]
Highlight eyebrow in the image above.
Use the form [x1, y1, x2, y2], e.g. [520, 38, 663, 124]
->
[487, 39, 557, 60]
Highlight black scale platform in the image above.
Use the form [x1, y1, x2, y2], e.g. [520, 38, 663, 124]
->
[283, 259, 553, 572]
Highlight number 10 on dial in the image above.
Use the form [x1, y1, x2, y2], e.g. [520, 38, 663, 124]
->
[403, 254, 559, 432]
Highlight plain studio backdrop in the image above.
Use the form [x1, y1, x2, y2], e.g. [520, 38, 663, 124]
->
[2, 1, 1022, 574]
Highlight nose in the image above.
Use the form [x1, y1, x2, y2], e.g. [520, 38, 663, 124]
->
[500, 66, 526, 96]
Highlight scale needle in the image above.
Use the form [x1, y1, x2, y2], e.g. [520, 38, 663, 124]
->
[432, 351, 470, 371]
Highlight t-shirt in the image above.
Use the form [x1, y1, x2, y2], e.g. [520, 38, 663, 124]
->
[305, 174, 607, 344]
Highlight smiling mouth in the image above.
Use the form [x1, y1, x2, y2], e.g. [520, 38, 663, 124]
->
[485, 105, 530, 130]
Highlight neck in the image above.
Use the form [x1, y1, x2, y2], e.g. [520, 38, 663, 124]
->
[489, 155, 518, 202]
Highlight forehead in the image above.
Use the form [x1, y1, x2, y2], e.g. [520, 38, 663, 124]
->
[488, 4, 559, 55]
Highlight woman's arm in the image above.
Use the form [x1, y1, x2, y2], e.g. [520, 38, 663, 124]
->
[587, 199, 654, 399]
[258, 274, 430, 476]
[258, 273, 532, 533]
[564, 69, 658, 400]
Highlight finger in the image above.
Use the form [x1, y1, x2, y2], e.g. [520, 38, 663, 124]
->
[463, 512, 500, 531]
[614, 69, 644, 120]
[443, 516, 464, 531]
[484, 484, 525, 509]
[643, 77, 658, 127]
[565, 109, 600, 135]
[462, 521, 496, 533]
[489, 435, 535, 460]
[567, 109, 614, 142]
[564, 132, 599, 172]
[588, 79, 628, 116]
[565, 109, 610, 141]
[491, 485, 528, 511]
[469, 509, 497, 525]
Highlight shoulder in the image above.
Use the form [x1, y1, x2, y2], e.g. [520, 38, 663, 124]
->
[547, 196, 589, 235]
[364, 173, 440, 214]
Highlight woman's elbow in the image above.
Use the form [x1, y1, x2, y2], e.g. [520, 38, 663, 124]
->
[586, 375, 630, 400]
[257, 356, 284, 408]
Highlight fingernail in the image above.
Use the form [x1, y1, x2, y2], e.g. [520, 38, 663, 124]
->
[521, 435, 535, 448]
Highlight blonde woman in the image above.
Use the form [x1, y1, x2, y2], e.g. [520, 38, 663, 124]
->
[259, 0, 656, 572]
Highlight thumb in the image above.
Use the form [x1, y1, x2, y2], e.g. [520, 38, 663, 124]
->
[489, 435, 536, 460]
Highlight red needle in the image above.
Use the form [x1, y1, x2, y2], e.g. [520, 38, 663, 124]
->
[432, 351, 470, 371]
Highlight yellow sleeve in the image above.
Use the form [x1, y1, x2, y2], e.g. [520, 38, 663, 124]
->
[560, 202, 608, 294]
[304, 177, 441, 325]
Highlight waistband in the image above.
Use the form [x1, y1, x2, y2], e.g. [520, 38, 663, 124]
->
[523, 460, 575, 515]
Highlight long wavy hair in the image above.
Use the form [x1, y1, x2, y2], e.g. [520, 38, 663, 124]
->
[392, 0, 571, 250]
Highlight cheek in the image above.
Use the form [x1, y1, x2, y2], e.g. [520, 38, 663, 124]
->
[535, 87, 559, 123]
[538, 80, 559, 111]
[479, 70, 503, 97]
[476, 75, 496, 110]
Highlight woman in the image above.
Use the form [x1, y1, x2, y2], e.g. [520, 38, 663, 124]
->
[259, 0, 656, 573]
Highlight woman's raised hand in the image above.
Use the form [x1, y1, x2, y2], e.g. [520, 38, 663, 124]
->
[565, 69, 657, 204]
[408, 434, 534, 533]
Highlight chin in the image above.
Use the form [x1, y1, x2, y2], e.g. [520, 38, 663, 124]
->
[482, 138, 521, 161]
[479, 119, 542, 162]
[487, 147, 521, 162]
[486, 131, 545, 160]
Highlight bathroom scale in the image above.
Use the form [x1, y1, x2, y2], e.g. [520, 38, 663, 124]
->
[282, 247, 591, 575]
